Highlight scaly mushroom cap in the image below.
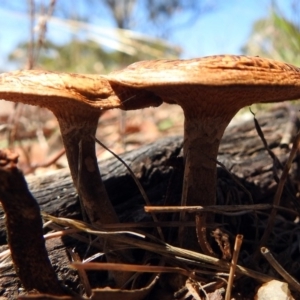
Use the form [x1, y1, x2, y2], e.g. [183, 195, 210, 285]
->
[109, 55, 300, 86]
[0, 70, 162, 115]
[108, 55, 300, 119]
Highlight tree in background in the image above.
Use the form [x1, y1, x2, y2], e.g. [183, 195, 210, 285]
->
[6, 0, 213, 72]
[242, 1, 300, 65]
[53, 0, 212, 38]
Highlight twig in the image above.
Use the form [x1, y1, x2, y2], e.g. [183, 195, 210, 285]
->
[27, 0, 35, 69]
[93, 135, 165, 241]
[225, 234, 243, 300]
[68, 249, 92, 297]
[250, 108, 283, 170]
[24, 147, 66, 174]
[27, 0, 56, 68]
[195, 214, 217, 257]
[261, 247, 300, 292]
[144, 204, 298, 216]
[35, 0, 56, 63]
[179, 148, 189, 245]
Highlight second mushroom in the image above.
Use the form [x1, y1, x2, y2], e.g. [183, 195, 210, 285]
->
[108, 55, 300, 251]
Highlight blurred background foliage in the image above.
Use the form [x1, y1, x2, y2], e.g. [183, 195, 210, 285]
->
[4, 0, 300, 72]
[242, 1, 300, 64]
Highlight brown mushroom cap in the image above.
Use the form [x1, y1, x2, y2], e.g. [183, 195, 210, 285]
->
[0, 70, 162, 114]
[108, 54, 300, 87]
[108, 55, 300, 116]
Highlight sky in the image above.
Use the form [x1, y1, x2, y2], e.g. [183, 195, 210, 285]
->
[0, 0, 296, 70]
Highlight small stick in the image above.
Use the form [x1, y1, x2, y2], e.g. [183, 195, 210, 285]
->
[195, 214, 217, 257]
[68, 249, 92, 297]
[261, 247, 300, 292]
[144, 204, 298, 216]
[225, 234, 243, 300]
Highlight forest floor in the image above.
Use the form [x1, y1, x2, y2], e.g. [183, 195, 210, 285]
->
[1, 100, 298, 300]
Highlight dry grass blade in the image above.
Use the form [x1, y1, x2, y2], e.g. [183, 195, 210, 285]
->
[71, 262, 195, 279]
[44, 222, 105, 251]
[251, 108, 283, 170]
[42, 212, 144, 238]
[47, 220, 196, 230]
[46, 15, 180, 57]
[93, 135, 165, 241]
[42, 213, 276, 283]
[44, 228, 80, 240]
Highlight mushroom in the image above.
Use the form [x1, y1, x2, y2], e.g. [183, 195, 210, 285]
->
[0, 70, 162, 286]
[0, 70, 161, 227]
[108, 55, 300, 250]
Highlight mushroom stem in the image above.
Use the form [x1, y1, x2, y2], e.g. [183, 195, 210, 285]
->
[180, 111, 234, 252]
[183, 115, 230, 208]
[58, 113, 133, 286]
[57, 112, 119, 225]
